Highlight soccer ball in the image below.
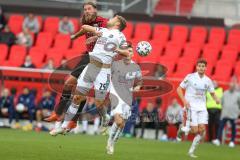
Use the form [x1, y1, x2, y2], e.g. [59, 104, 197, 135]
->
[136, 41, 152, 56]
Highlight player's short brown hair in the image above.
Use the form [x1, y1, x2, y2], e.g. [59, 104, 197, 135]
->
[83, 2, 97, 9]
[116, 15, 127, 31]
[197, 58, 207, 66]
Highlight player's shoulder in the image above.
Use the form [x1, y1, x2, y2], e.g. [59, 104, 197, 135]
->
[96, 16, 108, 22]
[203, 75, 213, 82]
[185, 73, 195, 79]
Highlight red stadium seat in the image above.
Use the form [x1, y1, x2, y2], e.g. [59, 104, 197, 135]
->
[123, 22, 134, 40]
[209, 27, 225, 48]
[70, 18, 80, 33]
[172, 57, 195, 78]
[171, 25, 189, 44]
[46, 48, 65, 66]
[152, 24, 170, 45]
[54, 34, 71, 49]
[134, 22, 152, 40]
[72, 36, 87, 52]
[6, 45, 27, 67]
[158, 56, 177, 76]
[227, 29, 240, 49]
[202, 44, 220, 66]
[163, 41, 183, 58]
[64, 49, 82, 60]
[234, 61, 240, 77]
[0, 44, 9, 65]
[35, 32, 54, 50]
[220, 45, 238, 63]
[8, 14, 24, 34]
[28, 47, 46, 67]
[182, 42, 201, 60]
[212, 60, 233, 82]
[190, 26, 207, 46]
[43, 16, 60, 35]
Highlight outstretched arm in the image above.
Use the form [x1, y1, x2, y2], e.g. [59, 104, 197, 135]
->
[71, 25, 101, 40]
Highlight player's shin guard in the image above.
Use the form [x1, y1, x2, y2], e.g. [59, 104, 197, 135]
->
[61, 103, 78, 128]
[189, 134, 202, 154]
[113, 128, 123, 143]
[55, 89, 72, 116]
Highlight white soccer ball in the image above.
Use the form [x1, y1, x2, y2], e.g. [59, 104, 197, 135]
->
[16, 103, 25, 113]
[136, 41, 152, 56]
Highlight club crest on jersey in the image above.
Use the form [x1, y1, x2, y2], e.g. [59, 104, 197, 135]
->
[125, 72, 137, 80]
[109, 34, 114, 38]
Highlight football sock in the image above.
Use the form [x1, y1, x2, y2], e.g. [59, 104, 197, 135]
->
[55, 89, 72, 115]
[189, 134, 202, 154]
[61, 103, 78, 128]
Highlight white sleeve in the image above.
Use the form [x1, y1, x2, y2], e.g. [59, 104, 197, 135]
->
[179, 74, 190, 89]
[95, 27, 107, 32]
[118, 33, 126, 47]
[208, 79, 215, 93]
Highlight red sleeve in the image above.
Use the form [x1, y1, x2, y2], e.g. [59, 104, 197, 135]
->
[97, 16, 108, 28]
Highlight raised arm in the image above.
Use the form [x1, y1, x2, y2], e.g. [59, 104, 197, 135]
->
[71, 25, 101, 40]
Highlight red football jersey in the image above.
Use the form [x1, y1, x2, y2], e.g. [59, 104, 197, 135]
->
[84, 16, 108, 52]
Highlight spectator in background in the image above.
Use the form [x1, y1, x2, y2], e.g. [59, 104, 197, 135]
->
[16, 28, 33, 47]
[212, 82, 240, 148]
[42, 59, 55, 70]
[154, 64, 166, 79]
[0, 88, 15, 126]
[58, 16, 74, 34]
[22, 13, 39, 34]
[0, 6, 7, 31]
[15, 87, 35, 130]
[206, 81, 223, 142]
[140, 101, 160, 140]
[0, 26, 16, 46]
[166, 98, 182, 128]
[80, 98, 100, 134]
[58, 58, 70, 71]
[36, 90, 55, 131]
[20, 55, 36, 68]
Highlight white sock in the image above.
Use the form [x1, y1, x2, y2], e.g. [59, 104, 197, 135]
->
[54, 121, 62, 129]
[113, 128, 123, 143]
[93, 117, 100, 132]
[82, 120, 88, 132]
[61, 103, 78, 128]
[108, 123, 118, 143]
[189, 134, 202, 154]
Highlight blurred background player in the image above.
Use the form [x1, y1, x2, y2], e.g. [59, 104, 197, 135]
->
[206, 81, 223, 142]
[45, 2, 107, 128]
[212, 82, 240, 148]
[177, 58, 220, 158]
[107, 44, 142, 155]
[50, 15, 129, 136]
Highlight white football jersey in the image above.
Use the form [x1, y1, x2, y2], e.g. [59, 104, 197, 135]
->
[89, 27, 126, 64]
[180, 72, 214, 111]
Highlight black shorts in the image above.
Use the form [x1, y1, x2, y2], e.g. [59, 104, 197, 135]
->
[70, 53, 90, 78]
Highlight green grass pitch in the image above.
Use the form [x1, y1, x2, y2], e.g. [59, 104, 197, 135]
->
[0, 129, 239, 160]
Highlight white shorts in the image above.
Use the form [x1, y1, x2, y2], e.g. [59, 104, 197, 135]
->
[190, 109, 208, 126]
[77, 64, 111, 100]
[110, 88, 131, 120]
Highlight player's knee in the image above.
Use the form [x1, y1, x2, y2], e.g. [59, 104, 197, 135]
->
[64, 76, 77, 90]
[95, 100, 104, 108]
[198, 125, 205, 134]
[115, 115, 125, 128]
[191, 127, 199, 134]
[72, 95, 84, 104]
